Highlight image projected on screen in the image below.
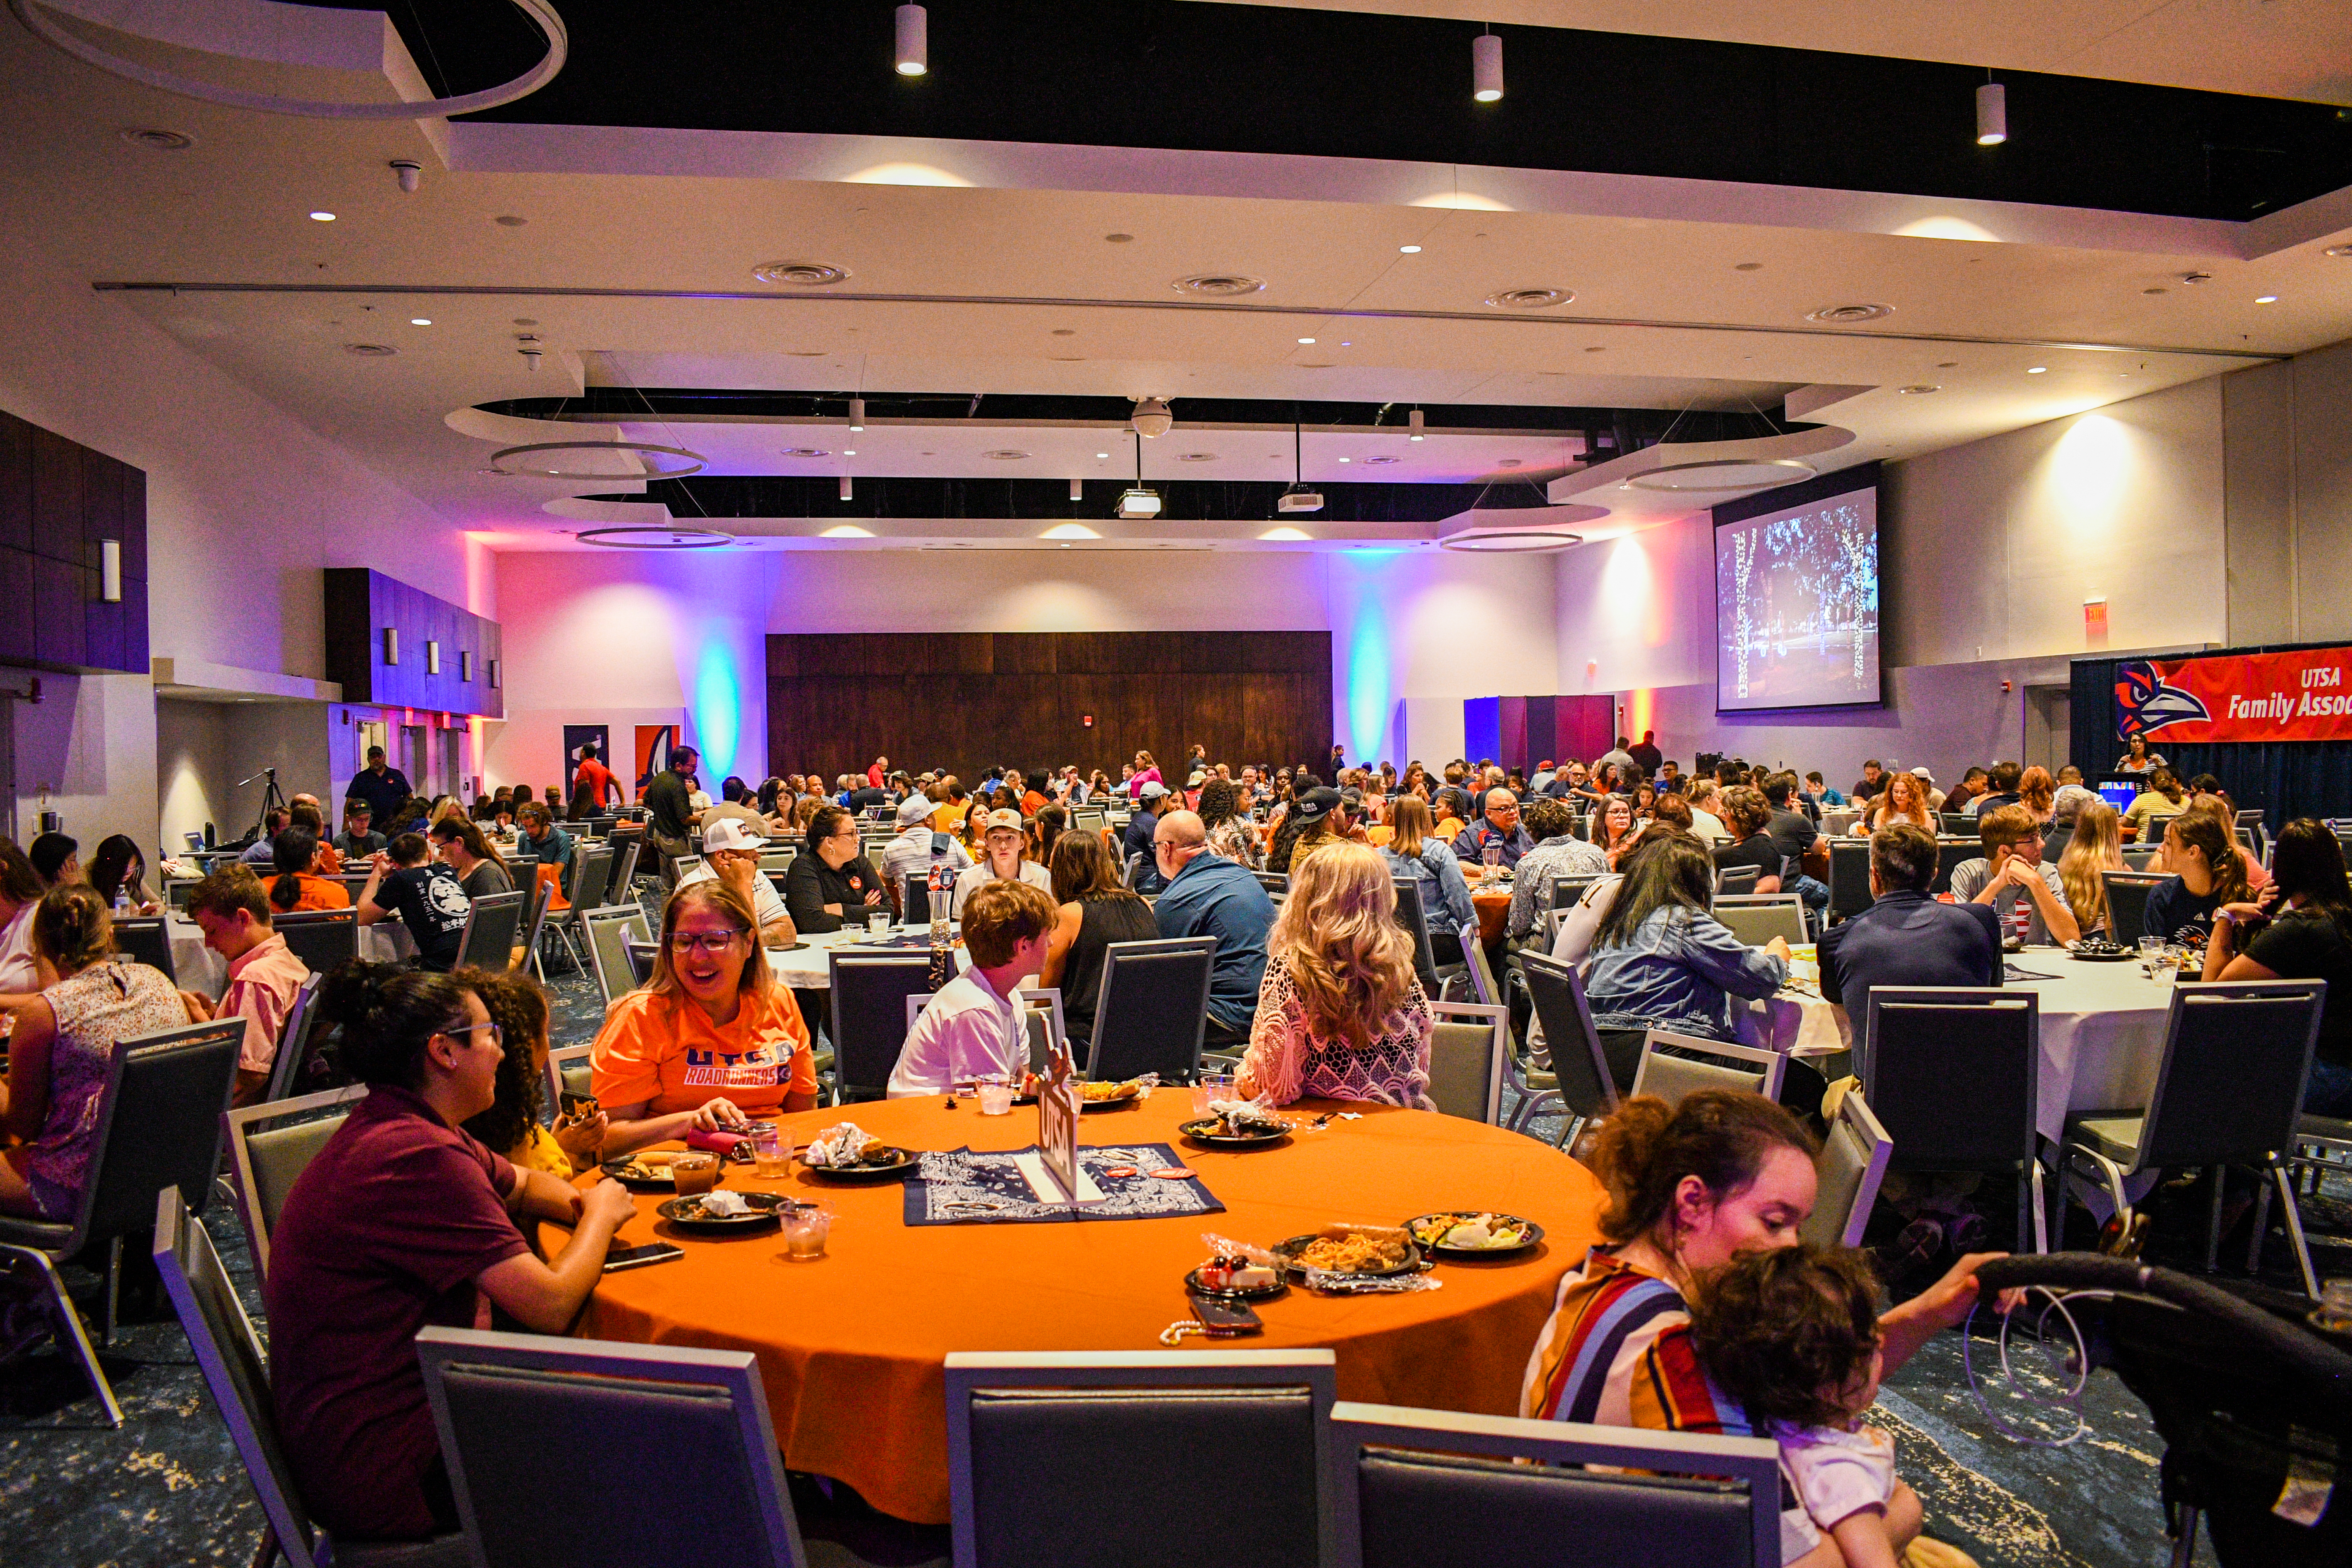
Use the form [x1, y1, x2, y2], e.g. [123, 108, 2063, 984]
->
[1715, 485, 1880, 712]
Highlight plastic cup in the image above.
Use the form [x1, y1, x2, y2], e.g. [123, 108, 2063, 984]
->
[867, 912, 891, 936]
[977, 1079, 1015, 1116]
[671, 1153, 720, 1197]
[749, 1124, 792, 1177]
[2138, 936, 2164, 979]
[784, 1203, 832, 1260]
[1190, 1081, 1215, 1117]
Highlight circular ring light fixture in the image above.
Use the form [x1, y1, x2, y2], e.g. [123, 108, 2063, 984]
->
[11, 0, 566, 119]
[488, 441, 706, 480]
[1441, 530, 1584, 554]
[575, 526, 734, 549]
[1628, 457, 1817, 493]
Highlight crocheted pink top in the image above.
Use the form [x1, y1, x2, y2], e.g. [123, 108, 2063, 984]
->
[1241, 961, 1435, 1110]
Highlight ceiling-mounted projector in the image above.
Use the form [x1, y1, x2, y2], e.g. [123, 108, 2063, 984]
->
[1116, 487, 1163, 518]
[1130, 397, 1173, 438]
[1277, 486, 1324, 513]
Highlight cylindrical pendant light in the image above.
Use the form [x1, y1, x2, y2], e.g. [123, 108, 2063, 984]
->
[839, 475, 853, 501]
[1472, 31, 1503, 103]
[1069, 478, 1083, 501]
[1976, 81, 2007, 145]
[848, 396, 866, 431]
[896, 4, 927, 76]
[1408, 408, 1425, 442]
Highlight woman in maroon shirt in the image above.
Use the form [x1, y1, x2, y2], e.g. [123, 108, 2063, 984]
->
[264, 962, 633, 1543]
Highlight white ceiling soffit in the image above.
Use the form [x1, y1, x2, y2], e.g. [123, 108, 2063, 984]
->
[539, 497, 674, 525]
[446, 120, 2352, 263]
[1548, 424, 1857, 503]
[1214, 1, 2352, 107]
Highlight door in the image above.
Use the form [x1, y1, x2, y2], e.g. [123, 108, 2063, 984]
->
[2024, 685, 2072, 773]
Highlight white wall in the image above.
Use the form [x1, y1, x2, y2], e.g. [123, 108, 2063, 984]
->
[155, 698, 229, 850]
[0, 229, 474, 851]
[2223, 340, 2352, 645]
[487, 545, 1558, 785]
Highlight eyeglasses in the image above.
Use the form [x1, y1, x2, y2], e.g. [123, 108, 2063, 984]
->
[439, 1020, 504, 1048]
[669, 928, 749, 954]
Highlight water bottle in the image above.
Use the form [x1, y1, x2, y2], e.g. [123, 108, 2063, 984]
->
[113, 885, 130, 918]
[927, 861, 954, 991]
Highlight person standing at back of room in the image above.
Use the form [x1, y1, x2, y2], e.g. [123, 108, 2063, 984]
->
[572, 742, 618, 811]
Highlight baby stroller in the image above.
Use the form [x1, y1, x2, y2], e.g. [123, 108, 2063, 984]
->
[1973, 1255, 2352, 1568]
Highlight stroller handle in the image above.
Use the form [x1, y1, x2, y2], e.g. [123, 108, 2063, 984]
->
[1971, 1252, 2352, 1387]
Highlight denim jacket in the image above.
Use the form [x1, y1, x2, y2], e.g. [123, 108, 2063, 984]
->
[1379, 842, 1478, 932]
[1585, 904, 1788, 1040]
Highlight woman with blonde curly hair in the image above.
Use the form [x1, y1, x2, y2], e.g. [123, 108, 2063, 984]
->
[1237, 840, 1434, 1108]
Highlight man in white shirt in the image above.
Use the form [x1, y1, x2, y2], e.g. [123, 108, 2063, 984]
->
[878, 793, 972, 907]
[888, 879, 1057, 1097]
[1685, 779, 1733, 841]
[675, 818, 795, 947]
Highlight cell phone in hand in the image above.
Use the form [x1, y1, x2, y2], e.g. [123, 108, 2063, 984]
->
[604, 1242, 684, 1273]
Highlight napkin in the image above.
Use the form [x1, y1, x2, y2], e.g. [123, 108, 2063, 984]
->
[685, 1127, 749, 1157]
[695, 1190, 753, 1217]
[803, 1122, 874, 1168]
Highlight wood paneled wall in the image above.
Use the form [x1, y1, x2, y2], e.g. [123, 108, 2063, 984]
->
[766, 632, 1331, 782]
[0, 408, 149, 675]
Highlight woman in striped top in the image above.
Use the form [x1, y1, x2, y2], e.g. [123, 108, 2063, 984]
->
[1519, 1091, 1997, 1565]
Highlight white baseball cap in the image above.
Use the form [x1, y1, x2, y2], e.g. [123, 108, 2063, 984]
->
[700, 818, 767, 854]
[896, 795, 936, 826]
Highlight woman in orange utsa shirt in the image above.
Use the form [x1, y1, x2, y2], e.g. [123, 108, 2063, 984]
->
[591, 878, 820, 1158]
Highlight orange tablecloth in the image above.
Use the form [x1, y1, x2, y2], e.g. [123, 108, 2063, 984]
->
[552, 1094, 1603, 1524]
[1473, 886, 1512, 944]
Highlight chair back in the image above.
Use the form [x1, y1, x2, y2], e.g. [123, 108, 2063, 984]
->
[1071, 807, 1106, 835]
[2100, 871, 2169, 947]
[567, 843, 615, 918]
[621, 935, 658, 986]
[1328, 1402, 1779, 1568]
[2134, 980, 2327, 1170]
[1827, 839, 1874, 923]
[1711, 896, 1807, 948]
[515, 875, 555, 970]
[112, 916, 174, 982]
[260, 972, 324, 1104]
[418, 1326, 806, 1568]
[1863, 988, 2038, 1173]
[1940, 811, 1979, 836]
[1712, 864, 1760, 898]
[270, 909, 358, 974]
[1123, 852, 1149, 890]
[1629, 1029, 1786, 1108]
[456, 890, 528, 972]
[1799, 1089, 1892, 1249]
[2119, 844, 2161, 872]
[945, 1350, 1334, 1568]
[1550, 874, 1599, 912]
[544, 1043, 594, 1112]
[1391, 876, 1439, 994]
[583, 906, 649, 1008]
[1253, 871, 1290, 895]
[1516, 952, 1620, 1121]
[828, 952, 938, 1100]
[906, 990, 1070, 1075]
[903, 872, 938, 927]
[2141, 814, 2180, 850]
[223, 1083, 368, 1280]
[152, 1191, 325, 1568]
[1932, 838, 1978, 895]
[1426, 1002, 1506, 1124]
[1458, 932, 1502, 1009]
[1089, 939, 1215, 1083]
[66, 1019, 246, 1254]
[601, 835, 642, 906]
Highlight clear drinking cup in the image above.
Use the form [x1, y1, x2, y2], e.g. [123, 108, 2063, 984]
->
[783, 1203, 833, 1260]
[1191, 1079, 1216, 1118]
[671, 1153, 720, 1197]
[2137, 936, 2165, 979]
[867, 911, 891, 936]
[977, 1077, 1015, 1116]
[749, 1123, 792, 1177]
[1482, 844, 1504, 875]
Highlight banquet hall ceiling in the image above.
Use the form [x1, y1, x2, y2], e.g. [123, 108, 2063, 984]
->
[5, 1, 2352, 551]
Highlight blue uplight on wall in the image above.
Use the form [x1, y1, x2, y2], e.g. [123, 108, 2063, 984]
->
[1346, 593, 1392, 765]
[693, 642, 740, 781]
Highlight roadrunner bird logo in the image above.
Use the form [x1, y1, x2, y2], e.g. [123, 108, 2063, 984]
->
[2114, 660, 2211, 738]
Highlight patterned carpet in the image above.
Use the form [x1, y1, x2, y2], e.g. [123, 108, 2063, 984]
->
[4, 950, 2344, 1567]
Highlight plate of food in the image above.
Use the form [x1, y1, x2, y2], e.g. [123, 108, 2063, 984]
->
[2068, 938, 2137, 962]
[656, 1192, 797, 1232]
[1179, 1108, 1292, 1147]
[1271, 1225, 1422, 1279]
[602, 1153, 686, 1190]
[1186, 1256, 1288, 1302]
[803, 1145, 917, 1182]
[1080, 1078, 1143, 1111]
[1405, 1211, 1545, 1258]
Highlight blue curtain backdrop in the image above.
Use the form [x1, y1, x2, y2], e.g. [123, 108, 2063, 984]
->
[2070, 644, 2352, 822]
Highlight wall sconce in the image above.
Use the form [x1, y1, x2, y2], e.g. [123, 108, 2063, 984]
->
[383, 628, 399, 665]
[427, 640, 441, 675]
[460, 651, 474, 682]
[100, 539, 121, 603]
[488, 658, 501, 689]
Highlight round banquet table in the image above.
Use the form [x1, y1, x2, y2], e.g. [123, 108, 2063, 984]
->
[765, 923, 966, 990]
[1759, 944, 2183, 1139]
[549, 1092, 1604, 1525]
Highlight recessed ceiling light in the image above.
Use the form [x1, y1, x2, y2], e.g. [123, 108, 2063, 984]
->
[982, 449, 1031, 460]
[844, 449, 857, 456]
[1297, 337, 1317, 345]
[1051, 328, 1075, 336]
[493, 215, 527, 227]
[1897, 384, 1940, 395]
[1094, 452, 1110, 459]
[1361, 455, 1400, 465]
[343, 343, 396, 356]
[2326, 244, 2352, 259]
[513, 318, 538, 326]
[1105, 232, 1134, 243]
[2179, 271, 2212, 285]
[1936, 361, 1958, 368]
[2142, 287, 2168, 295]
[2025, 366, 2047, 374]
[1337, 457, 1351, 463]
[1807, 302, 1894, 324]
[1584, 346, 1606, 353]
[1176, 452, 1217, 462]
[120, 128, 192, 151]
[1734, 261, 1764, 272]
[753, 260, 849, 286]
[2254, 294, 2279, 304]
[1173, 274, 1265, 296]
[309, 211, 336, 222]
[780, 447, 831, 457]
[1486, 288, 1573, 309]
[409, 318, 432, 326]
[1398, 244, 1422, 254]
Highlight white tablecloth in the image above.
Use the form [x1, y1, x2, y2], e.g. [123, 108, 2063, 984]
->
[167, 912, 412, 995]
[765, 923, 966, 991]
[1758, 946, 2178, 1139]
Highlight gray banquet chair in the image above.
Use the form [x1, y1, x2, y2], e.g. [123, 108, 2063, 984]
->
[581, 904, 650, 1009]
[1630, 1029, 1786, 1108]
[454, 889, 527, 973]
[945, 1349, 1335, 1568]
[1864, 988, 2047, 1252]
[828, 950, 937, 1102]
[1799, 1086, 1894, 1250]
[1086, 936, 1214, 1083]
[112, 914, 175, 981]
[224, 1083, 370, 1281]
[272, 908, 359, 975]
[1425, 1000, 1508, 1124]
[419, 1326, 808, 1568]
[1514, 950, 1621, 1146]
[258, 971, 324, 1104]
